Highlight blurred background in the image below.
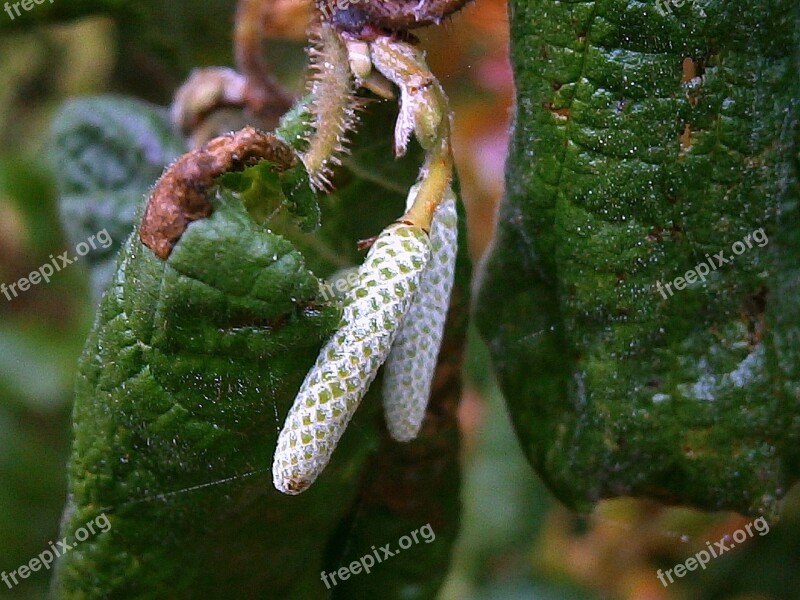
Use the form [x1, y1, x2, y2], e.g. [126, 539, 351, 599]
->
[0, 1, 798, 598]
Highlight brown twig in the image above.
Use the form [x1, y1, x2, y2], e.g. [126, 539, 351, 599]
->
[235, 0, 295, 128]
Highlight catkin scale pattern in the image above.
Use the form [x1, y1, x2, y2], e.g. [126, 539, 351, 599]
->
[273, 223, 431, 494]
[382, 191, 458, 441]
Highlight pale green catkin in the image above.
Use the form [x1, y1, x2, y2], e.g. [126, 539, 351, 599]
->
[382, 189, 458, 441]
[273, 222, 431, 494]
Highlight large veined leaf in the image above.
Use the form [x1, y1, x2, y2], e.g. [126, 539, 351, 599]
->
[52, 97, 468, 598]
[477, 0, 799, 515]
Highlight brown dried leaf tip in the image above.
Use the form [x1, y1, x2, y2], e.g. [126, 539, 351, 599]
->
[140, 127, 298, 259]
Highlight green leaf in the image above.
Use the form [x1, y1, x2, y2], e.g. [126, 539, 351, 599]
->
[476, 0, 799, 516]
[220, 160, 284, 219]
[281, 165, 321, 233]
[55, 192, 349, 598]
[220, 161, 321, 232]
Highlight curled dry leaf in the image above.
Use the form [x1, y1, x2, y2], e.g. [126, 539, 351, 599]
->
[140, 126, 297, 259]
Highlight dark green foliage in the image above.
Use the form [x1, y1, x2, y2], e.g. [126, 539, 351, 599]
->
[477, 0, 799, 515]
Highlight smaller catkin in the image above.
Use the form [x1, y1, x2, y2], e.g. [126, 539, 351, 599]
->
[302, 22, 359, 189]
[382, 190, 458, 441]
[273, 222, 431, 494]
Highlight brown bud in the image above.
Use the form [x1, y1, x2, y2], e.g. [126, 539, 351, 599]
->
[316, 0, 473, 36]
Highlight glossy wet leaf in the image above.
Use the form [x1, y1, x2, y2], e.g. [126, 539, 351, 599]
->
[477, 0, 799, 516]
